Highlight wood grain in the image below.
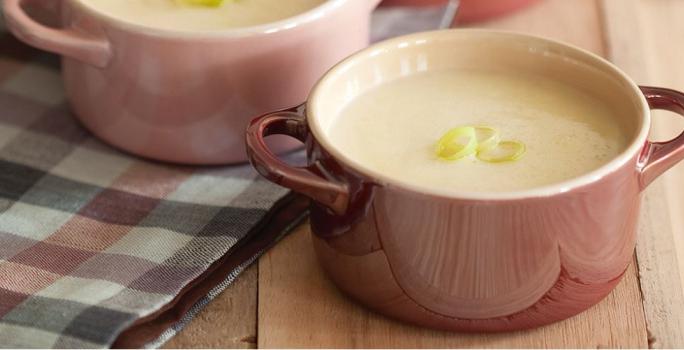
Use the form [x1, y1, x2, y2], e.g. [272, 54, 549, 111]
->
[165, 265, 258, 349]
[258, 224, 647, 348]
[601, 0, 684, 347]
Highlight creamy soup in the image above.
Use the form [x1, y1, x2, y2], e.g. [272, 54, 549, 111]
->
[77, 0, 327, 31]
[328, 70, 629, 192]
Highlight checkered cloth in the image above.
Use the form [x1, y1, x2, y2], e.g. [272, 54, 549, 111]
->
[0, 22, 309, 348]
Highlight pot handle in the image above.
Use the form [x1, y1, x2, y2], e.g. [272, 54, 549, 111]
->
[3, 0, 111, 68]
[246, 105, 349, 215]
[639, 86, 684, 188]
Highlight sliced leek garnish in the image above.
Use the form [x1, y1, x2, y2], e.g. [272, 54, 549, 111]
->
[436, 125, 525, 163]
[474, 126, 500, 152]
[477, 140, 526, 163]
[179, 0, 225, 7]
[435, 126, 478, 161]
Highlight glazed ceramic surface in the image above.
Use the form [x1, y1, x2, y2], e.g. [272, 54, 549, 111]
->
[3, 0, 381, 164]
[455, 0, 541, 23]
[381, 0, 541, 23]
[246, 30, 684, 331]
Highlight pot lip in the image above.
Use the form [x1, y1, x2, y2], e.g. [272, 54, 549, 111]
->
[307, 29, 651, 201]
[68, 0, 348, 39]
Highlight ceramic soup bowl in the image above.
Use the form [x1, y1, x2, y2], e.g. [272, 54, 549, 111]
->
[3, 0, 382, 164]
[246, 30, 684, 331]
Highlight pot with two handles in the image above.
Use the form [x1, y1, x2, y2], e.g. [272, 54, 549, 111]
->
[246, 29, 684, 331]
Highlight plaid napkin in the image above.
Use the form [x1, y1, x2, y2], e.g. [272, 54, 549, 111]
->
[0, 26, 309, 348]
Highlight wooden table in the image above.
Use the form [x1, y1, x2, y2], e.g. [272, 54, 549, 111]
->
[165, 0, 684, 347]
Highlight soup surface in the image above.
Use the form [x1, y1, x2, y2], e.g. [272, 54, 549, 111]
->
[328, 69, 629, 192]
[77, 0, 327, 31]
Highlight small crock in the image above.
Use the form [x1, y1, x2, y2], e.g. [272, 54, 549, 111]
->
[3, 0, 382, 164]
[246, 30, 684, 331]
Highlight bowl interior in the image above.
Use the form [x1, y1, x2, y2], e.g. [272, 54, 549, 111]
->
[69, 0, 346, 36]
[307, 29, 648, 198]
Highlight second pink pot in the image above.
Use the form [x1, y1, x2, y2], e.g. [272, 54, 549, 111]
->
[3, 0, 382, 164]
[381, 0, 542, 23]
[246, 30, 684, 331]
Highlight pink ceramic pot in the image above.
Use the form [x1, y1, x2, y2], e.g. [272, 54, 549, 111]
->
[381, 0, 541, 23]
[246, 30, 684, 331]
[456, 0, 541, 23]
[3, 0, 382, 164]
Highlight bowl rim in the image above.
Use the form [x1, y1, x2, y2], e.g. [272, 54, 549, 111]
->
[307, 29, 651, 201]
[68, 0, 349, 38]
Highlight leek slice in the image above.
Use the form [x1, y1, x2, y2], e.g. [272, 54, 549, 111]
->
[179, 0, 224, 7]
[474, 126, 500, 152]
[435, 126, 478, 161]
[477, 140, 526, 163]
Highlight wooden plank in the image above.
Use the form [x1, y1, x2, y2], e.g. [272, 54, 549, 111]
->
[257, 0, 649, 347]
[259, 225, 647, 348]
[165, 265, 258, 349]
[600, 0, 684, 347]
